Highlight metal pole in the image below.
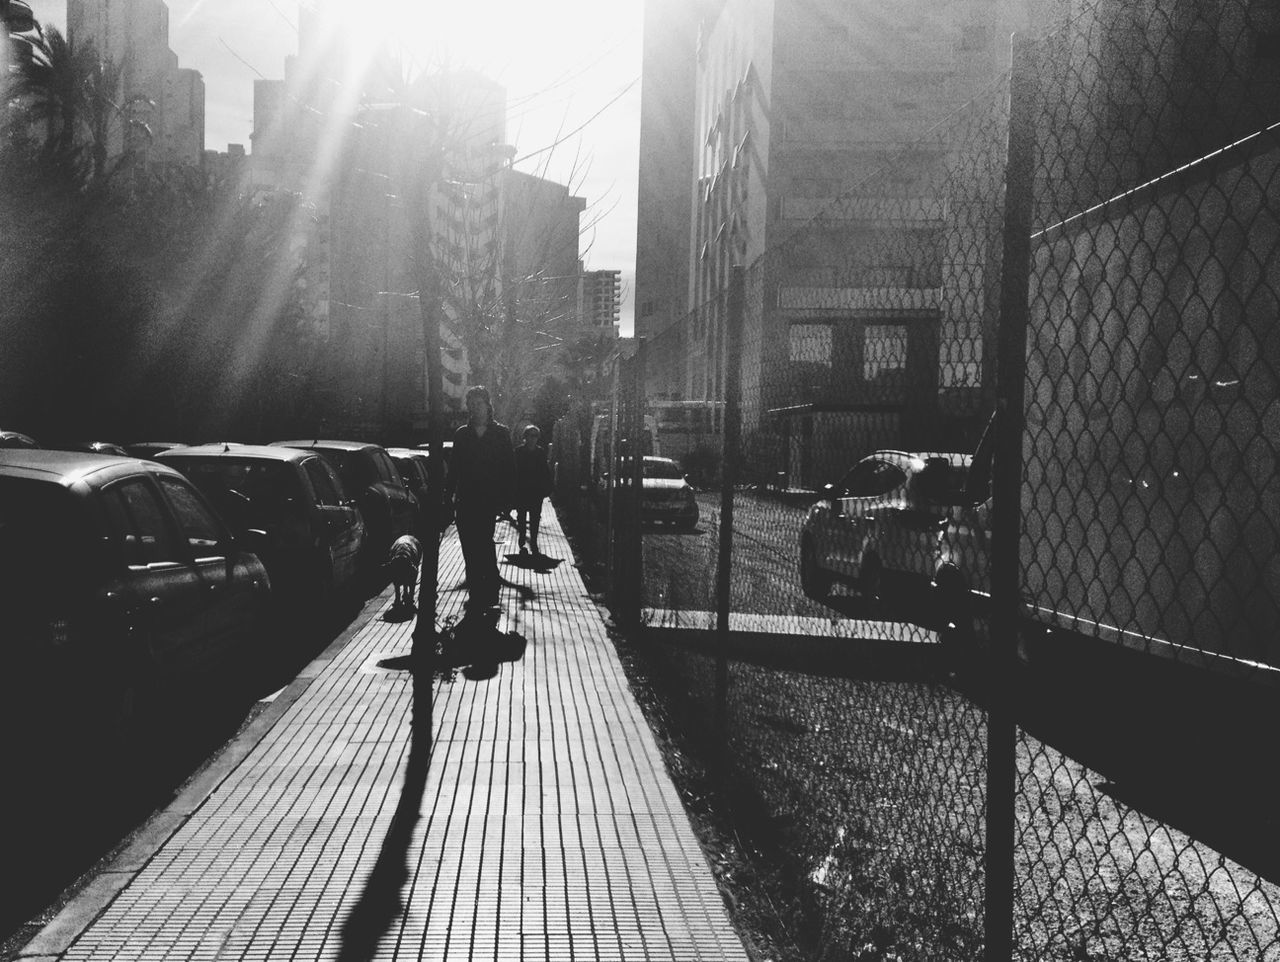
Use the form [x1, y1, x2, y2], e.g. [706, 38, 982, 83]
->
[715, 267, 745, 736]
[605, 360, 619, 608]
[985, 34, 1037, 962]
[624, 339, 647, 625]
[409, 109, 445, 658]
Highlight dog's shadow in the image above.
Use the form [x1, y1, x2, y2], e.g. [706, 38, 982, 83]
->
[382, 601, 417, 623]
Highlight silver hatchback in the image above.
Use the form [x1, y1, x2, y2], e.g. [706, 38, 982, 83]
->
[799, 450, 971, 605]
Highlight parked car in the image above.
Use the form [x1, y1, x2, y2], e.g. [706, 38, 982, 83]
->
[157, 444, 366, 600]
[0, 449, 272, 732]
[619, 456, 700, 530]
[387, 446, 451, 534]
[269, 440, 416, 567]
[124, 441, 186, 460]
[799, 450, 971, 607]
[0, 430, 39, 449]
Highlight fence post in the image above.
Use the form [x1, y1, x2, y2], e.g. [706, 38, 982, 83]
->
[985, 34, 1037, 962]
[605, 358, 620, 610]
[716, 267, 745, 738]
[623, 338, 646, 625]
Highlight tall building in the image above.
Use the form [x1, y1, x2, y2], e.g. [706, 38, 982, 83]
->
[578, 269, 622, 330]
[249, 9, 589, 437]
[67, 0, 205, 167]
[636, 0, 1044, 437]
[634, 0, 723, 397]
[504, 169, 588, 334]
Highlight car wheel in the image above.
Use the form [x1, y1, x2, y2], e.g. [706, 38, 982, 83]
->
[800, 538, 832, 601]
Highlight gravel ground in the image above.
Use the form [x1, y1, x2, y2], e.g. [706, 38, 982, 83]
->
[562, 493, 1280, 962]
[610, 634, 1280, 962]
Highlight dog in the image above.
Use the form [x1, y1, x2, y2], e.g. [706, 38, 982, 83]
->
[387, 534, 422, 607]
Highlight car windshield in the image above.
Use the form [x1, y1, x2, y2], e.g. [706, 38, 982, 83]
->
[643, 460, 684, 480]
[166, 458, 299, 520]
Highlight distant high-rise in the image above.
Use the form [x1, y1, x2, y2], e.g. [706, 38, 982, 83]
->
[67, 0, 205, 167]
[579, 269, 622, 330]
[248, 12, 591, 433]
[634, 0, 722, 341]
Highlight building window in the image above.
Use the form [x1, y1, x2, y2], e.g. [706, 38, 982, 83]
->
[641, 300, 655, 318]
[789, 324, 833, 367]
[864, 324, 908, 382]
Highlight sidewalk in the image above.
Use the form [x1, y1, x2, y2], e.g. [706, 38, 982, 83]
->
[20, 505, 749, 961]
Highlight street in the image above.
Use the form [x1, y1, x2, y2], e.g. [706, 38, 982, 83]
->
[642, 491, 884, 619]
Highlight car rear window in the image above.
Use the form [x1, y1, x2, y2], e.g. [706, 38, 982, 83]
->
[166, 458, 299, 502]
[303, 457, 342, 506]
[317, 450, 368, 491]
[643, 460, 685, 480]
[373, 452, 401, 486]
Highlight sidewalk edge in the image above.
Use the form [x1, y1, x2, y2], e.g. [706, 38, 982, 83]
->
[16, 587, 393, 960]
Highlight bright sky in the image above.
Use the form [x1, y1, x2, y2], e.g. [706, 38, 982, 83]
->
[28, 0, 642, 333]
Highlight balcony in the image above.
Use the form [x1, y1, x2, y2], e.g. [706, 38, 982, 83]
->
[780, 196, 946, 225]
[778, 286, 941, 314]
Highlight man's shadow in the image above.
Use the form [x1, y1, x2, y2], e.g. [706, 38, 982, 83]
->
[502, 551, 564, 575]
[439, 608, 528, 680]
[336, 616, 527, 959]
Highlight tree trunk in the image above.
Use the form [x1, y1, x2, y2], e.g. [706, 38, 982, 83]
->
[408, 129, 445, 656]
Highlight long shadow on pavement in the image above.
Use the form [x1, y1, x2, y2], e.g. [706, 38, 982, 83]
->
[336, 610, 527, 960]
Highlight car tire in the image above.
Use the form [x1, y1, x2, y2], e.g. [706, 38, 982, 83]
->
[800, 538, 832, 601]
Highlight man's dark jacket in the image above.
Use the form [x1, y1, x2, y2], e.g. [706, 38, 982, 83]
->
[448, 420, 516, 510]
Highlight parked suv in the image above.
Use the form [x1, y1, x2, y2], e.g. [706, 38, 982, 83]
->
[270, 440, 416, 566]
[799, 450, 971, 607]
[158, 444, 366, 600]
[0, 449, 271, 731]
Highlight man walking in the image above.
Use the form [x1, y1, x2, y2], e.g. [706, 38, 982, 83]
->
[448, 386, 515, 612]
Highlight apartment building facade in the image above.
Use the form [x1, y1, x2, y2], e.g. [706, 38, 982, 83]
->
[67, 0, 205, 168]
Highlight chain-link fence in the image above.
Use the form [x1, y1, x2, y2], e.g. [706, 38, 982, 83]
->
[554, 0, 1280, 958]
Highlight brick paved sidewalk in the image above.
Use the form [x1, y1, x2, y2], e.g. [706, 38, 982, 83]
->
[20, 504, 749, 961]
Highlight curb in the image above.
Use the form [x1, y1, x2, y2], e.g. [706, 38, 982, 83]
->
[16, 586, 393, 960]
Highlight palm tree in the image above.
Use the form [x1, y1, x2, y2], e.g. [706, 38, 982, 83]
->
[80, 53, 127, 179]
[12, 24, 127, 181]
[13, 26, 87, 161]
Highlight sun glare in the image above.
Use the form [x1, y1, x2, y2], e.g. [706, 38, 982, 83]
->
[350, 0, 634, 90]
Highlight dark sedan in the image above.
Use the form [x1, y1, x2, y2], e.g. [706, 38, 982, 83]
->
[158, 444, 366, 601]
